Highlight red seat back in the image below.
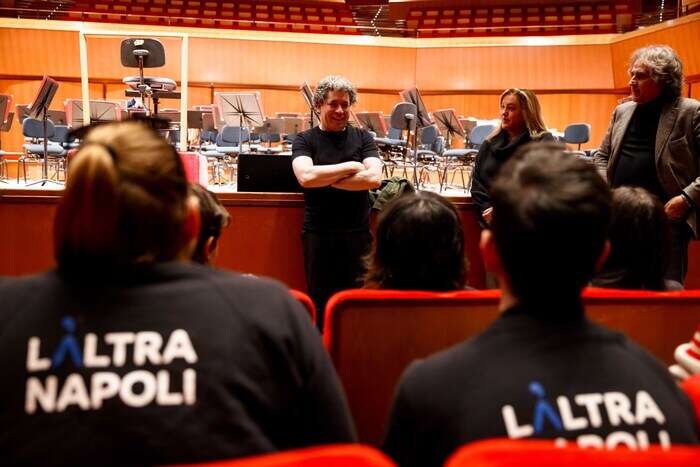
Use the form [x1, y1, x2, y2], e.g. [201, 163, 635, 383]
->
[167, 444, 396, 467]
[446, 439, 700, 467]
[323, 288, 700, 445]
[682, 374, 700, 429]
[289, 289, 316, 324]
[583, 288, 700, 364]
[323, 289, 501, 445]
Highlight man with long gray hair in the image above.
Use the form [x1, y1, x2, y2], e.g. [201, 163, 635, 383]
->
[292, 75, 382, 330]
[594, 45, 700, 286]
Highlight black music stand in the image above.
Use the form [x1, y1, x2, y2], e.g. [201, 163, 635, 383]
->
[356, 111, 388, 137]
[0, 94, 13, 183]
[0, 94, 12, 153]
[300, 81, 319, 129]
[26, 76, 60, 186]
[433, 109, 465, 149]
[400, 87, 432, 128]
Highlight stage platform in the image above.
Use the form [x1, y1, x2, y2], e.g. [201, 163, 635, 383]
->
[0, 187, 485, 290]
[2, 186, 699, 291]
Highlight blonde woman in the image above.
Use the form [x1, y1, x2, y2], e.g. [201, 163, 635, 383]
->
[471, 88, 553, 225]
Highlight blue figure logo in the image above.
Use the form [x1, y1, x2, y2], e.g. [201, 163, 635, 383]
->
[51, 316, 83, 369]
[529, 381, 562, 433]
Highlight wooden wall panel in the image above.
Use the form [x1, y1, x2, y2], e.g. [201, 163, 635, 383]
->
[536, 93, 623, 149]
[189, 37, 417, 91]
[611, 17, 700, 88]
[86, 36, 183, 81]
[416, 44, 614, 91]
[213, 87, 399, 118]
[105, 83, 211, 109]
[0, 29, 80, 77]
[692, 83, 700, 100]
[355, 93, 401, 115]
[0, 80, 102, 154]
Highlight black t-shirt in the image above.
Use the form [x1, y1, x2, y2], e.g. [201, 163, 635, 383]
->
[383, 302, 699, 467]
[611, 97, 667, 201]
[0, 264, 355, 466]
[292, 126, 379, 233]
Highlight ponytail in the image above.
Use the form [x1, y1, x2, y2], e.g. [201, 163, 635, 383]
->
[54, 143, 120, 272]
[54, 122, 189, 275]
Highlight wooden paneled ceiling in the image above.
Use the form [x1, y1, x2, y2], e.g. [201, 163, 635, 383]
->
[0, 1, 679, 37]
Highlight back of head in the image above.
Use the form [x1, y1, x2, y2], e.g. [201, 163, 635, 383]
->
[190, 183, 231, 264]
[595, 186, 669, 290]
[364, 191, 466, 290]
[490, 143, 611, 305]
[54, 121, 189, 276]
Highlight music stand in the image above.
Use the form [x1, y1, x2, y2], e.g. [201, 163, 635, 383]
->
[202, 111, 215, 132]
[215, 92, 265, 150]
[300, 81, 319, 129]
[0, 94, 12, 151]
[66, 99, 121, 128]
[281, 117, 305, 135]
[355, 111, 388, 137]
[0, 95, 12, 183]
[27, 76, 60, 186]
[400, 87, 432, 128]
[433, 109, 465, 149]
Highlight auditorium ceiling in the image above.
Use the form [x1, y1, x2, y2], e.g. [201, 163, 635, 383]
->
[0, 1, 681, 37]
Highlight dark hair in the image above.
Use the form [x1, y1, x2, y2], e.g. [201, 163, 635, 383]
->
[364, 191, 467, 290]
[490, 142, 611, 305]
[190, 183, 231, 264]
[54, 121, 189, 275]
[593, 186, 669, 290]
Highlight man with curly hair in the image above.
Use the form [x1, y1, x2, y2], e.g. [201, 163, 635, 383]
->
[292, 75, 382, 329]
[594, 45, 700, 285]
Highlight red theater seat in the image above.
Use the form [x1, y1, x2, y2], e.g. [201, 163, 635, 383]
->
[167, 444, 395, 467]
[323, 289, 501, 445]
[445, 439, 700, 467]
[323, 288, 700, 445]
[289, 289, 316, 324]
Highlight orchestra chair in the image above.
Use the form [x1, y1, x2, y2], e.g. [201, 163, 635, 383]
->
[563, 123, 591, 150]
[200, 126, 248, 185]
[323, 288, 700, 445]
[375, 102, 417, 179]
[166, 444, 396, 467]
[681, 374, 700, 428]
[441, 123, 496, 193]
[445, 439, 700, 467]
[289, 289, 316, 325]
[323, 289, 501, 445]
[414, 124, 444, 188]
[19, 117, 66, 183]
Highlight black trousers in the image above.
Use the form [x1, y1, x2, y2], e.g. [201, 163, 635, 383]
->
[302, 230, 372, 331]
[666, 220, 693, 286]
